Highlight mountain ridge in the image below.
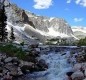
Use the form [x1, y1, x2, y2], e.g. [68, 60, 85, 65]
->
[4, 0, 79, 44]
[72, 27, 86, 39]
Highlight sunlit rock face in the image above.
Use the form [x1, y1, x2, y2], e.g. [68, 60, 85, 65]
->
[4, 0, 76, 44]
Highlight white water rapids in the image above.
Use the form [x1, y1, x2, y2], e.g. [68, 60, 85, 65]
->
[27, 51, 73, 80]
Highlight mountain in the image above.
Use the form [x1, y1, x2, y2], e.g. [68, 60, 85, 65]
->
[72, 27, 86, 39]
[4, 0, 76, 44]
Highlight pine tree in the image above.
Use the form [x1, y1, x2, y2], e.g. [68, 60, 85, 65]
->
[0, 0, 8, 42]
[10, 27, 15, 42]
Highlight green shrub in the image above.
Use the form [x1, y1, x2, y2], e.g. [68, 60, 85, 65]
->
[77, 37, 86, 46]
[0, 43, 26, 59]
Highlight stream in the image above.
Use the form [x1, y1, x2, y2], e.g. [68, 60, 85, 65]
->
[26, 51, 73, 80]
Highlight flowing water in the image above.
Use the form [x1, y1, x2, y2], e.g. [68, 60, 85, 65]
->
[27, 51, 73, 80]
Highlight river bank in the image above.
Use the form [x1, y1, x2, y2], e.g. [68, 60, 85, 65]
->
[0, 44, 86, 80]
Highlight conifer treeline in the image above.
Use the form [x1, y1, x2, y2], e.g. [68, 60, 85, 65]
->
[0, 0, 15, 42]
[0, 0, 8, 42]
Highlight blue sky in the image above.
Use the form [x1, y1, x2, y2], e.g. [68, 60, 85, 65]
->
[11, 0, 86, 27]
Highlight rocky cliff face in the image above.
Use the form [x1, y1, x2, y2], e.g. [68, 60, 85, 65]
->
[4, 0, 76, 44]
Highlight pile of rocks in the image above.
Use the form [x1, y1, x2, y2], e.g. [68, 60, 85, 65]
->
[0, 51, 48, 80]
[66, 63, 86, 80]
[66, 49, 86, 80]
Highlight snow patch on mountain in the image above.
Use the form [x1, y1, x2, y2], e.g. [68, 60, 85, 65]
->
[48, 27, 70, 38]
[49, 17, 55, 22]
[35, 29, 46, 36]
[72, 27, 86, 33]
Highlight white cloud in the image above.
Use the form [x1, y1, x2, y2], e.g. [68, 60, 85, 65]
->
[67, 0, 72, 3]
[33, 0, 53, 9]
[74, 18, 83, 22]
[75, 0, 81, 4]
[67, 0, 86, 7]
[75, 0, 86, 7]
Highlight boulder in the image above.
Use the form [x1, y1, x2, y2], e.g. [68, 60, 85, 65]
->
[73, 63, 82, 71]
[82, 63, 86, 70]
[1, 55, 6, 59]
[76, 54, 85, 62]
[12, 57, 19, 63]
[2, 69, 9, 75]
[66, 72, 74, 76]
[5, 64, 14, 71]
[17, 67, 23, 76]
[5, 64, 22, 77]
[10, 71, 23, 77]
[23, 56, 38, 63]
[11, 58, 20, 66]
[20, 59, 48, 73]
[71, 70, 84, 80]
[20, 65, 30, 74]
[3, 72, 12, 80]
[17, 70, 23, 76]
[0, 54, 6, 63]
[20, 61, 34, 73]
[37, 59, 48, 71]
[10, 70, 18, 76]
[32, 64, 40, 71]
[4, 57, 13, 63]
[9, 66, 23, 77]
[35, 48, 40, 52]
[38, 59, 46, 65]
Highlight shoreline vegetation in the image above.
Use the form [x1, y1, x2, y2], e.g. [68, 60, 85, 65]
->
[45, 37, 86, 46]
